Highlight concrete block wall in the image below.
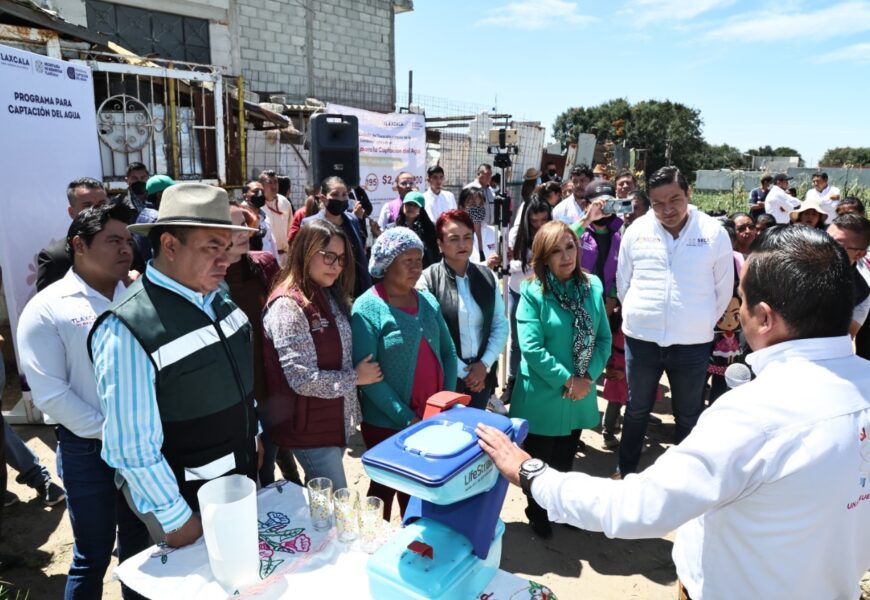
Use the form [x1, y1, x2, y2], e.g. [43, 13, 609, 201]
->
[237, 0, 397, 112]
[51, 0, 399, 112]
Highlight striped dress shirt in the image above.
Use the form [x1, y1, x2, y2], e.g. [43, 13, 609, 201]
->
[92, 263, 222, 532]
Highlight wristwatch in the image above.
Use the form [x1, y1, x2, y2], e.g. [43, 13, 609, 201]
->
[519, 458, 547, 497]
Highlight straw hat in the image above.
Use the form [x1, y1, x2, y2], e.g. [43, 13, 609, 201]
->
[128, 183, 258, 234]
[790, 197, 827, 223]
[523, 168, 540, 181]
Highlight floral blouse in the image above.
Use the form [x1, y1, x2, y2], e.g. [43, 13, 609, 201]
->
[262, 292, 361, 442]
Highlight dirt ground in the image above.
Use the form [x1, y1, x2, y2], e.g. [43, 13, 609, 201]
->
[2, 391, 869, 599]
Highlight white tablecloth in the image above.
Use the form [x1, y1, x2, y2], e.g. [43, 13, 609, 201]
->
[114, 481, 559, 599]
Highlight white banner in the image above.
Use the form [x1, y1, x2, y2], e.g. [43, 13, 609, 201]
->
[325, 103, 426, 218]
[0, 45, 101, 411]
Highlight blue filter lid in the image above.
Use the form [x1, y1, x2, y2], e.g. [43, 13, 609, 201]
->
[361, 406, 513, 488]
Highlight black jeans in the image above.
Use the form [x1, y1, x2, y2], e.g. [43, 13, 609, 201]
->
[522, 433, 576, 523]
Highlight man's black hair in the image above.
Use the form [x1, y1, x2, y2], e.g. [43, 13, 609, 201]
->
[760, 175, 773, 186]
[628, 189, 651, 210]
[570, 164, 593, 179]
[66, 202, 135, 261]
[427, 165, 445, 178]
[648, 166, 689, 194]
[837, 196, 866, 216]
[813, 172, 829, 182]
[148, 225, 194, 259]
[756, 213, 776, 228]
[476, 163, 492, 173]
[126, 162, 148, 175]
[744, 225, 852, 338]
[615, 169, 636, 182]
[831, 213, 870, 248]
[277, 175, 291, 197]
[66, 177, 105, 206]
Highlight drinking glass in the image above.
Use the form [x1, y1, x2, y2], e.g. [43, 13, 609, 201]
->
[359, 496, 384, 553]
[333, 488, 360, 543]
[306, 477, 333, 531]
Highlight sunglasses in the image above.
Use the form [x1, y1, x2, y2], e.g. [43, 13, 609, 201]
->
[318, 250, 347, 267]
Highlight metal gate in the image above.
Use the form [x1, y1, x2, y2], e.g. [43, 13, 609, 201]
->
[74, 53, 229, 185]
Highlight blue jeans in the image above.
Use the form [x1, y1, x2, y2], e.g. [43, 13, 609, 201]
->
[4, 420, 51, 489]
[56, 426, 150, 600]
[293, 446, 347, 489]
[508, 288, 521, 381]
[618, 337, 713, 475]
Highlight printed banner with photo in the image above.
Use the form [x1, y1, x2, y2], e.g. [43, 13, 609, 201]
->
[325, 103, 426, 219]
[0, 44, 101, 419]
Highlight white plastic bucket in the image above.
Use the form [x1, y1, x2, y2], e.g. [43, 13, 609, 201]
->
[196, 474, 259, 591]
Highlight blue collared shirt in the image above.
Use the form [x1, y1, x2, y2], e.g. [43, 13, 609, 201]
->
[92, 262, 221, 532]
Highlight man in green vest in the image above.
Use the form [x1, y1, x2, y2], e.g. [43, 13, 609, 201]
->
[90, 183, 263, 548]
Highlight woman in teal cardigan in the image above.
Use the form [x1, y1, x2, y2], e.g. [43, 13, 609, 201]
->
[351, 227, 456, 520]
[510, 220, 611, 538]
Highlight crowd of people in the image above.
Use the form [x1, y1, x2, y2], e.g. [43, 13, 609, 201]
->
[1, 159, 869, 599]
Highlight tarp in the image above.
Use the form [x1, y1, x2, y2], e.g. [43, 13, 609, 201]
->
[0, 43, 101, 421]
[325, 103, 426, 219]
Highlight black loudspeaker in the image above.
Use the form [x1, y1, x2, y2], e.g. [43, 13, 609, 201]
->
[310, 114, 360, 187]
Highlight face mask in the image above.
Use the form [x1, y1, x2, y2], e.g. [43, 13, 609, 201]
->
[467, 205, 487, 224]
[594, 214, 615, 227]
[326, 199, 349, 216]
[249, 190, 266, 209]
[130, 181, 146, 196]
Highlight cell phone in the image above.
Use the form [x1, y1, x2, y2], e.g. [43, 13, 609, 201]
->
[602, 198, 633, 215]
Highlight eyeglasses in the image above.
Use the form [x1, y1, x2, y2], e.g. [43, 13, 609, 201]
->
[318, 250, 347, 267]
[397, 180, 415, 188]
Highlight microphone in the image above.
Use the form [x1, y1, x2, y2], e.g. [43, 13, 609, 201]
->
[724, 363, 752, 389]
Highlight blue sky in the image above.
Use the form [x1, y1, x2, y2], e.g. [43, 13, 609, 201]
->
[394, 0, 870, 167]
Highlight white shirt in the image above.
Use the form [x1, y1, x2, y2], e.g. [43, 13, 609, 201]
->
[423, 189, 457, 223]
[265, 194, 292, 260]
[617, 207, 734, 346]
[552, 196, 586, 225]
[17, 269, 128, 440]
[417, 266, 509, 374]
[805, 185, 842, 221]
[471, 223, 499, 265]
[764, 186, 800, 224]
[531, 336, 870, 600]
[507, 225, 533, 293]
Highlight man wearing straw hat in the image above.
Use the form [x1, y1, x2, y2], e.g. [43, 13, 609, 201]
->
[89, 183, 264, 548]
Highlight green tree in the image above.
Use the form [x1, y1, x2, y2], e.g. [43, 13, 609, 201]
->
[552, 99, 706, 175]
[552, 99, 631, 149]
[746, 145, 802, 160]
[819, 147, 870, 167]
[696, 143, 746, 171]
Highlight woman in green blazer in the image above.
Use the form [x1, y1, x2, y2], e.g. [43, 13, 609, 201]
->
[509, 220, 612, 538]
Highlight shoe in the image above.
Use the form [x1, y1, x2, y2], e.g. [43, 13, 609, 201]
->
[3, 490, 19, 508]
[486, 394, 509, 416]
[648, 414, 662, 424]
[603, 433, 620, 450]
[575, 439, 586, 453]
[500, 379, 515, 406]
[524, 507, 553, 539]
[43, 482, 66, 506]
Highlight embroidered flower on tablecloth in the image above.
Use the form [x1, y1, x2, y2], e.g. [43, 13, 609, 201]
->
[259, 511, 291, 532]
[277, 533, 310, 554]
[258, 540, 274, 559]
